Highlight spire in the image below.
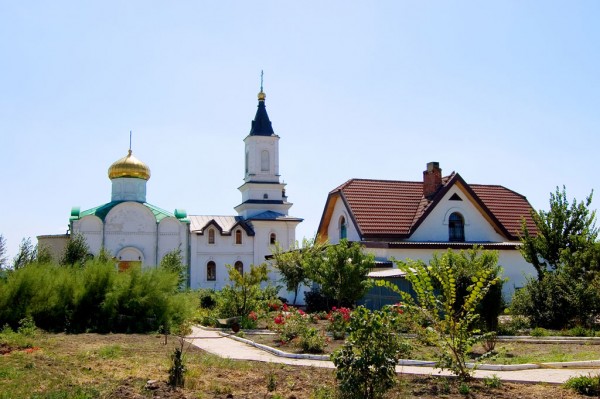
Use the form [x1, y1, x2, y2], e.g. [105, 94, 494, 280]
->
[249, 71, 275, 136]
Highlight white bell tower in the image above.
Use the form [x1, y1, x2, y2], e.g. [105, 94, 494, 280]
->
[235, 86, 292, 219]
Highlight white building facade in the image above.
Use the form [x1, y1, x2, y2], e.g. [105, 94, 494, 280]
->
[41, 89, 302, 301]
[317, 162, 537, 300]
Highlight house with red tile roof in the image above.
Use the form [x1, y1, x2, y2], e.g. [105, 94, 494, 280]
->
[316, 162, 537, 301]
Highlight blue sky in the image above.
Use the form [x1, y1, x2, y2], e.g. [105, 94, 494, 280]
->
[1, 1, 599, 260]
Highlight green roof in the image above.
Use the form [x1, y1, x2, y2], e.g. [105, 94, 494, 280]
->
[75, 201, 178, 223]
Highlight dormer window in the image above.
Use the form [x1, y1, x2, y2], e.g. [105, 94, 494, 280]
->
[340, 216, 347, 240]
[449, 212, 465, 242]
[235, 229, 243, 245]
[208, 229, 215, 245]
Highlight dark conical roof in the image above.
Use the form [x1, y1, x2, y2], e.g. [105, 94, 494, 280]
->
[249, 92, 275, 136]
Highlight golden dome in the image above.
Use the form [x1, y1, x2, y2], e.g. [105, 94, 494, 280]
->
[108, 150, 151, 180]
[258, 91, 266, 101]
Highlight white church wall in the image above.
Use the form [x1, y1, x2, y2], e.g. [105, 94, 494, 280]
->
[104, 202, 158, 265]
[74, 215, 103, 255]
[189, 227, 255, 290]
[157, 217, 187, 263]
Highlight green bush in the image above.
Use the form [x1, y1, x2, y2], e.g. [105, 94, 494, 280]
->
[198, 289, 218, 309]
[564, 374, 600, 396]
[565, 326, 594, 337]
[530, 327, 548, 337]
[298, 327, 327, 353]
[0, 260, 193, 333]
[332, 306, 411, 399]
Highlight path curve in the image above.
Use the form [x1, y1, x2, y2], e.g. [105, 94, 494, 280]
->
[186, 326, 599, 384]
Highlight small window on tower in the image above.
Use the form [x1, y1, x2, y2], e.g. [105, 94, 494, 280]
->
[263, 193, 268, 199]
[235, 229, 243, 245]
[340, 216, 347, 240]
[270, 233, 276, 245]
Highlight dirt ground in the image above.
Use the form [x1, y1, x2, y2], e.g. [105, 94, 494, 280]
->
[0, 333, 594, 399]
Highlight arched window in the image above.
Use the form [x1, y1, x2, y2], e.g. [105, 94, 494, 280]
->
[235, 229, 243, 245]
[270, 233, 276, 245]
[340, 216, 347, 240]
[261, 150, 269, 172]
[245, 151, 249, 175]
[234, 261, 243, 275]
[207, 261, 216, 281]
[449, 212, 465, 242]
[208, 229, 215, 244]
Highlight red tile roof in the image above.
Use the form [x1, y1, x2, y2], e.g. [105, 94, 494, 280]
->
[324, 174, 535, 241]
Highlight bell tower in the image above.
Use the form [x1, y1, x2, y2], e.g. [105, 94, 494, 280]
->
[235, 82, 292, 219]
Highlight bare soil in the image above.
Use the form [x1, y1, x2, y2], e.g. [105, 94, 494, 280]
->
[0, 332, 593, 399]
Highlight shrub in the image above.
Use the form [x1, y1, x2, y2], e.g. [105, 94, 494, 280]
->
[298, 327, 327, 353]
[566, 326, 594, 337]
[530, 327, 549, 337]
[217, 263, 269, 318]
[0, 260, 193, 333]
[327, 307, 351, 339]
[273, 305, 309, 343]
[199, 289, 218, 309]
[332, 306, 412, 399]
[564, 374, 600, 396]
[377, 248, 502, 380]
[483, 374, 502, 388]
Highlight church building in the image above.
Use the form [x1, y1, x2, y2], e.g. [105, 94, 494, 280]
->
[39, 88, 302, 300]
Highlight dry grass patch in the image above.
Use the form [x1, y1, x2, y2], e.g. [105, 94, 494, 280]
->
[0, 332, 594, 399]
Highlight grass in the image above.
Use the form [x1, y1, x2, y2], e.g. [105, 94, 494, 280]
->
[0, 331, 592, 399]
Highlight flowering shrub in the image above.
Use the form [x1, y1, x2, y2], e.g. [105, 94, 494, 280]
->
[248, 311, 258, 321]
[327, 307, 352, 339]
[272, 306, 310, 343]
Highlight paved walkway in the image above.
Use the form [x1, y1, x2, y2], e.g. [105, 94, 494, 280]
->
[186, 326, 600, 384]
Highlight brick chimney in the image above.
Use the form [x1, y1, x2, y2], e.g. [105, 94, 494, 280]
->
[423, 162, 442, 198]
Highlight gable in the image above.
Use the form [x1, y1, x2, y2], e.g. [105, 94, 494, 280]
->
[410, 184, 507, 242]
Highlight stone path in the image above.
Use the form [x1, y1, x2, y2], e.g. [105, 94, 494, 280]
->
[186, 326, 600, 384]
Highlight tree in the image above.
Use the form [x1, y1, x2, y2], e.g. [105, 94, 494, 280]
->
[376, 248, 502, 380]
[0, 234, 7, 270]
[515, 187, 600, 328]
[307, 239, 374, 307]
[35, 244, 53, 264]
[520, 186, 598, 280]
[60, 234, 90, 266]
[13, 237, 35, 269]
[160, 246, 187, 289]
[270, 238, 324, 305]
[218, 263, 269, 318]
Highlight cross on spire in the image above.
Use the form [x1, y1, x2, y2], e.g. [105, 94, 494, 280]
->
[260, 70, 264, 93]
